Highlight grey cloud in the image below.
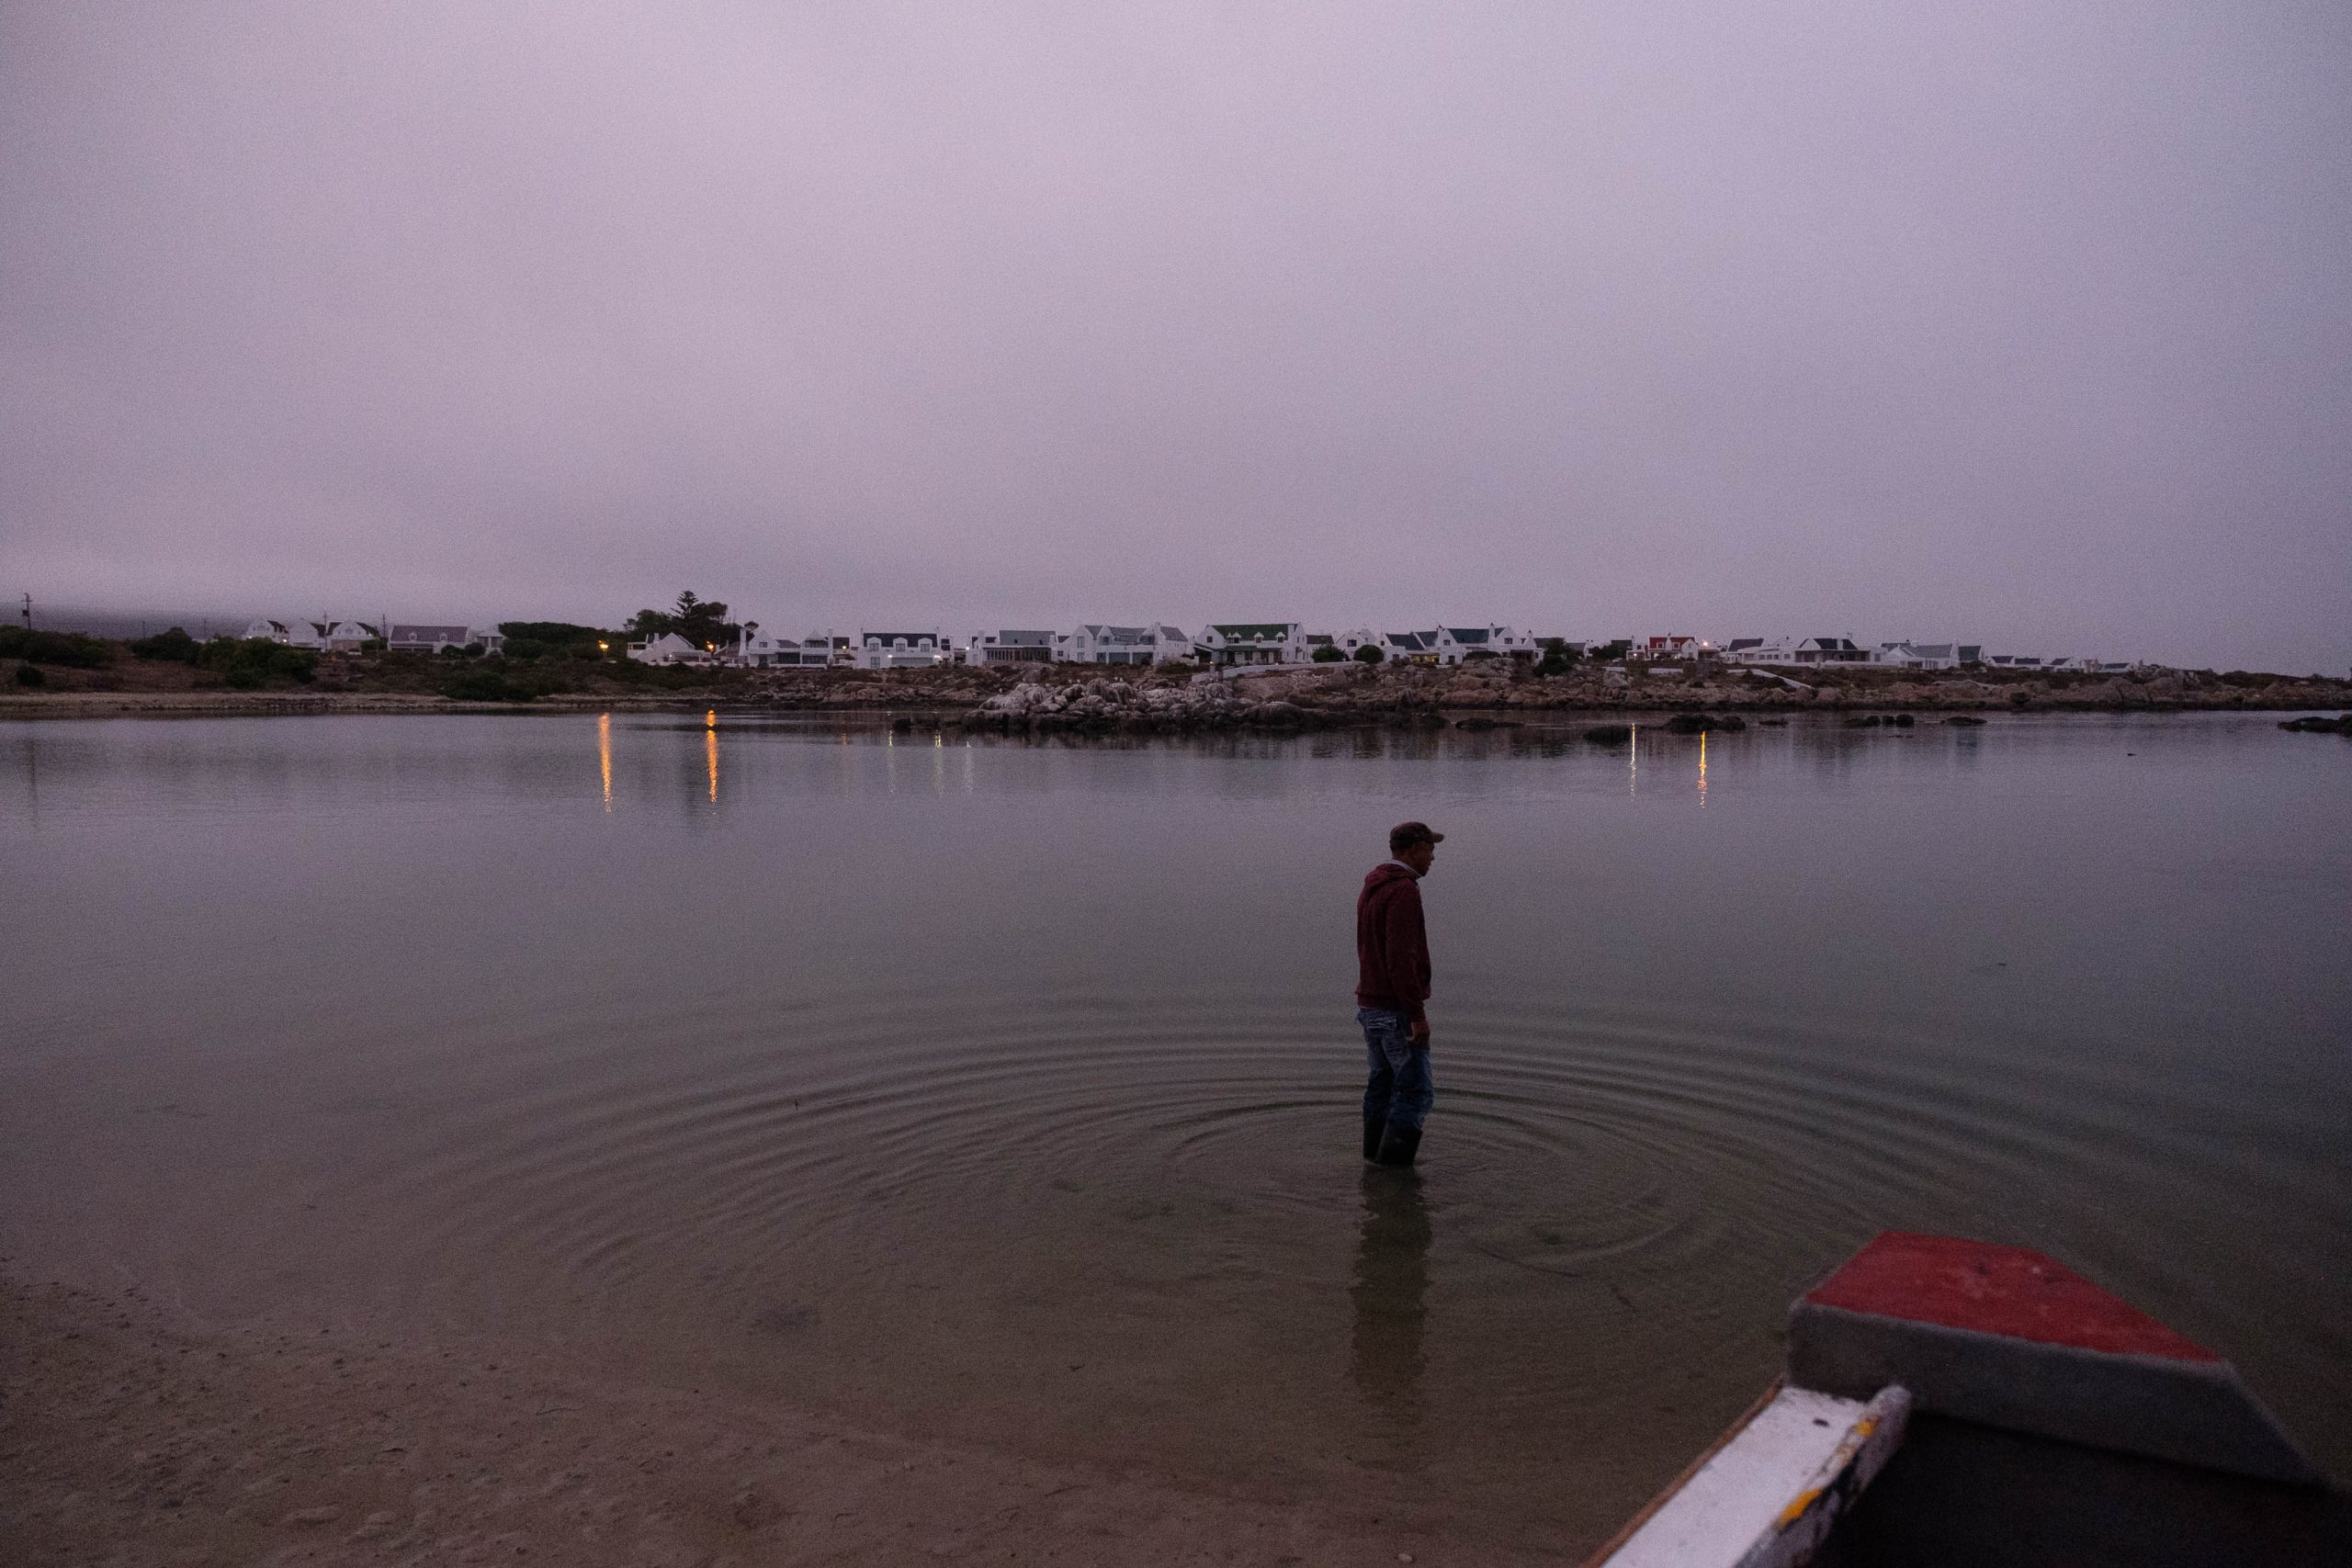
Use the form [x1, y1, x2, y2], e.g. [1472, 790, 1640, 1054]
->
[4, 2, 2346, 669]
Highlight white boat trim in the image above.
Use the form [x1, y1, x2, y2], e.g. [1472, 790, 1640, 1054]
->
[1591, 1382, 1910, 1568]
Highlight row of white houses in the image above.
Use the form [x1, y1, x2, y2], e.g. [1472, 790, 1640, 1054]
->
[625, 622, 1552, 670]
[243, 618, 506, 655]
[1624, 636, 2134, 673]
[243, 615, 2129, 676]
[628, 622, 2137, 673]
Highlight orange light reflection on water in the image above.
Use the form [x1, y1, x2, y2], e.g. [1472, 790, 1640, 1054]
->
[1698, 730, 1707, 807]
[705, 711, 718, 802]
[598, 713, 612, 812]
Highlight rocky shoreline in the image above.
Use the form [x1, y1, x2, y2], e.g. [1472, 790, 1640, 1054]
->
[950, 662, 2352, 735]
[4, 660, 2347, 729]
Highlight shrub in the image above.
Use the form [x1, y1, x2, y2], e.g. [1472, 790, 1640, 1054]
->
[1312, 645, 1345, 662]
[1353, 645, 1384, 664]
[129, 626, 203, 663]
[0, 626, 111, 667]
[1464, 649, 1500, 661]
[15, 661, 45, 686]
[444, 670, 536, 703]
[198, 637, 317, 687]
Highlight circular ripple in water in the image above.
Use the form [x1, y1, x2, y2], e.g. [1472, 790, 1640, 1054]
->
[307, 979, 2258, 1518]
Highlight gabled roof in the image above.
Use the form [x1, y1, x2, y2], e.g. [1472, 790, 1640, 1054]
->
[1210, 622, 1297, 639]
[389, 624, 470, 641]
[1385, 632, 1428, 650]
[1726, 637, 1763, 651]
[1447, 627, 1491, 643]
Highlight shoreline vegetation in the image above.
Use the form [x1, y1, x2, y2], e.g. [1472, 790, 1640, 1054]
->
[3, 628, 2348, 729]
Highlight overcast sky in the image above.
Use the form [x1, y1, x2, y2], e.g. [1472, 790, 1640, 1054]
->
[4, 2, 2346, 670]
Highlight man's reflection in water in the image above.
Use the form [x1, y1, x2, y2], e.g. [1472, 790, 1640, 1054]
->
[1351, 1165, 1431, 1441]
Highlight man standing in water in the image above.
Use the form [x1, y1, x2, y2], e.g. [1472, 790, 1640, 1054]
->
[1357, 821, 1441, 1167]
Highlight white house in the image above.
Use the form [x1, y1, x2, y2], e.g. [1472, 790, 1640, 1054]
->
[733, 626, 844, 668]
[1630, 634, 1713, 663]
[858, 630, 949, 670]
[967, 629, 1056, 665]
[387, 624, 503, 655]
[628, 632, 714, 667]
[1873, 640, 1985, 670]
[250, 619, 335, 649]
[319, 620, 379, 652]
[1791, 637, 1869, 664]
[1334, 627, 1437, 662]
[1055, 624, 1193, 665]
[1198, 623, 1308, 666]
[1428, 626, 1540, 664]
[734, 627, 786, 666]
[1381, 631, 1440, 663]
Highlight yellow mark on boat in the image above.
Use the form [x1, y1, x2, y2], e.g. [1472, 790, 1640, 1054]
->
[1776, 1413, 1878, 1529]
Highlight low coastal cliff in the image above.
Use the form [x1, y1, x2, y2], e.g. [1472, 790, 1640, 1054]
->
[955, 662, 2352, 733]
[5, 660, 2348, 725]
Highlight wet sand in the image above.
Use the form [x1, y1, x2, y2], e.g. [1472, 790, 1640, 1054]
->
[0, 1269, 1550, 1567]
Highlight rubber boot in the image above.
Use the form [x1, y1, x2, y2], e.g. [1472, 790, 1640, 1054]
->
[1363, 1113, 1388, 1163]
[1374, 1122, 1422, 1168]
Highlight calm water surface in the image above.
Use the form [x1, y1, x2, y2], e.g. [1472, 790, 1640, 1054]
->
[4, 711, 2347, 1547]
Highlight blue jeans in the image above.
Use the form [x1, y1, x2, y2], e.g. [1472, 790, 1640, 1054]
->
[1359, 1007, 1434, 1133]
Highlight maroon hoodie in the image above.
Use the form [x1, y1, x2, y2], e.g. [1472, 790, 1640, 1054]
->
[1356, 862, 1431, 1025]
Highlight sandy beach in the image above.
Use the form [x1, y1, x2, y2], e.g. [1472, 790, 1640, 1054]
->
[1, 1269, 1555, 1567]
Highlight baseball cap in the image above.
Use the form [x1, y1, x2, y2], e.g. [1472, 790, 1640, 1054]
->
[1389, 820, 1445, 853]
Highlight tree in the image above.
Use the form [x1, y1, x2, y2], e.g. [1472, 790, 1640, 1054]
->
[627, 591, 737, 651]
[129, 626, 202, 663]
[1353, 644, 1385, 664]
[1535, 637, 1581, 677]
[1312, 644, 1345, 662]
